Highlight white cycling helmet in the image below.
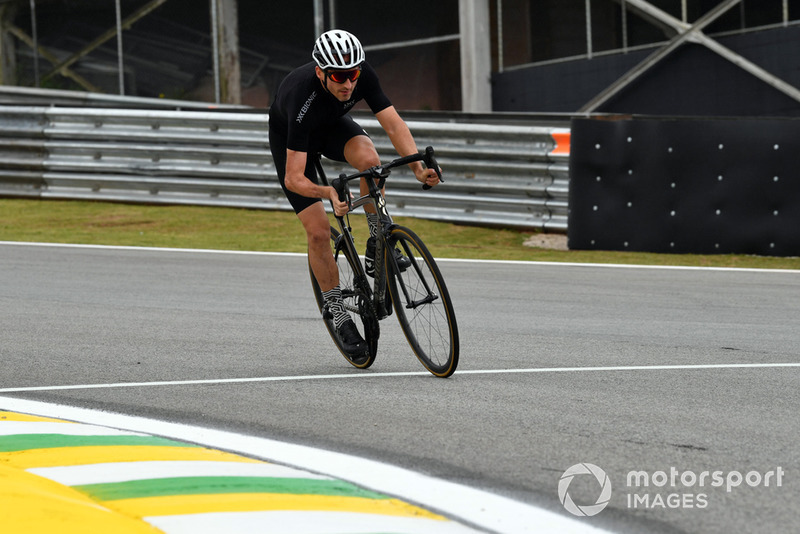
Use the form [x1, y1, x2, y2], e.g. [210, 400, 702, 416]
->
[312, 29, 365, 70]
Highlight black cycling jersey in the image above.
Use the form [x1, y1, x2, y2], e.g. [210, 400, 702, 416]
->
[269, 61, 392, 153]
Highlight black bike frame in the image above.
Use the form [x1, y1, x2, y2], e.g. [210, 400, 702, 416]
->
[312, 147, 442, 319]
[313, 156, 391, 318]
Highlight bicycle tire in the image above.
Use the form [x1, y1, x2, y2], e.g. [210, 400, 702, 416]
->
[386, 225, 459, 377]
[309, 226, 379, 369]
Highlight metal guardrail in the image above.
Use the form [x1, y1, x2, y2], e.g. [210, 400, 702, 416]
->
[0, 105, 570, 231]
[0, 85, 247, 110]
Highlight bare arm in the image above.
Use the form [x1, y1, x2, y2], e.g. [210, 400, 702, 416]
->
[375, 106, 440, 187]
[284, 149, 349, 215]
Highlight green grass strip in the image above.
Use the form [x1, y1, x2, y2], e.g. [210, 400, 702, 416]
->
[0, 433, 196, 452]
[2, 198, 798, 269]
[74, 476, 389, 501]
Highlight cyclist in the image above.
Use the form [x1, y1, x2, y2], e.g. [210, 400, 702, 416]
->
[268, 29, 440, 358]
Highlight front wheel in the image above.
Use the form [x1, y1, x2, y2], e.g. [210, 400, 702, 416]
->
[386, 226, 459, 377]
[310, 226, 379, 369]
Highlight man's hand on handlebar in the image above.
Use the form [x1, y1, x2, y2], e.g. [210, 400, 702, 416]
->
[327, 186, 350, 216]
[415, 165, 440, 188]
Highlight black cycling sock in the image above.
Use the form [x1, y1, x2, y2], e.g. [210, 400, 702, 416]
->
[322, 286, 349, 329]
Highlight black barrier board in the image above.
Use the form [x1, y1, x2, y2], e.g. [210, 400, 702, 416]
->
[568, 117, 800, 257]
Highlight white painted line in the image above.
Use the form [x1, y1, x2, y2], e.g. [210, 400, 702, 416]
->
[2, 241, 798, 273]
[462, 362, 800, 374]
[0, 240, 306, 258]
[28, 461, 331, 486]
[0, 372, 424, 393]
[1, 362, 798, 394]
[438, 257, 800, 273]
[0, 421, 145, 436]
[0, 396, 611, 534]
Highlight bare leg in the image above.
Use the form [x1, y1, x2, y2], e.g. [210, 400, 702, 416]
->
[298, 202, 337, 292]
[343, 135, 383, 215]
[300, 196, 366, 353]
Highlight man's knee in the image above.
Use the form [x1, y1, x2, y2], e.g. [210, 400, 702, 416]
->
[305, 221, 330, 250]
[345, 136, 379, 170]
[298, 205, 330, 249]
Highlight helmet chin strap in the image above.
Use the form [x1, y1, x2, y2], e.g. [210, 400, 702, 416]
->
[320, 72, 334, 96]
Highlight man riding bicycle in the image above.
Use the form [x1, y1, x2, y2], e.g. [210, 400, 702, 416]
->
[268, 29, 440, 357]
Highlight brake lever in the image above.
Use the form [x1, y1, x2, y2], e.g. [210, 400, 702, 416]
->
[422, 146, 443, 191]
[332, 174, 352, 212]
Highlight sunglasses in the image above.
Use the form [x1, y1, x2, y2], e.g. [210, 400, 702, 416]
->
[327, 68, 362, 84]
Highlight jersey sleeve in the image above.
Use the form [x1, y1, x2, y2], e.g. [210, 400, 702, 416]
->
[284, 91, 320, 153]
[360, 62, 392, 114]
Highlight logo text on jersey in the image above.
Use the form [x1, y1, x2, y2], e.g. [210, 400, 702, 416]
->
[296, 91, 318, 123]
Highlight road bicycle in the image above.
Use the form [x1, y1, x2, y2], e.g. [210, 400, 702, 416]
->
[308, 147, 459, 378]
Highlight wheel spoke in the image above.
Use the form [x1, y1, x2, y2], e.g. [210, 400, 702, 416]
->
[309, 226, 378, 369]
[387, 226, 459, 377]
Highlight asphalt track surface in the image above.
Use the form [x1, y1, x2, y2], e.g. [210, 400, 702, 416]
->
[2, 241, 799, 533]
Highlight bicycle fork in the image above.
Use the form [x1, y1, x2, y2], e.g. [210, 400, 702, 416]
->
[372, 234, 391, 319]
[386, 230, 440, 310]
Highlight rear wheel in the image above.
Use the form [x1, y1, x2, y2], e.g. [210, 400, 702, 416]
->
[386, 226, 459, 377]
[310, 226, 379, 368]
